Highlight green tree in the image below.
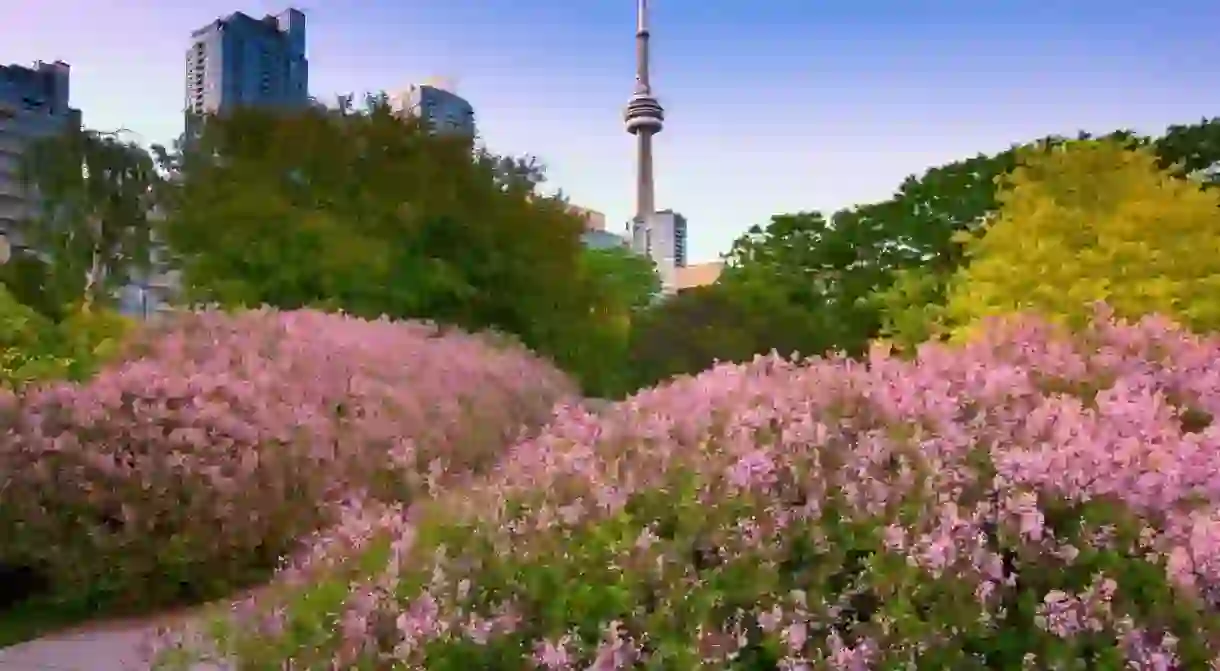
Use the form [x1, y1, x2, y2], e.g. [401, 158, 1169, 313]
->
[944, 139, 1220, 333]
[868, 266, 951, 352]
[0, 282, 65, 387]
[860, 124, 1220, 346]
[1155, 117, 1220, 182]
[721, 209, 897, 355]
[5, 128, 159, 319]
[158, 96, 601, 384]
[582, 245, 660, 313]
[0, 280, 132, 388]
[721, 123, 1218, 352]
[558, 246, 662, 398]
[625, 283, 820, 389]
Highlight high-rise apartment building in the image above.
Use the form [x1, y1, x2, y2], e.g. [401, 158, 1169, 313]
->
[631, 208, 687, 293]
[0, 60, 80, 249]
[185, 9, 308, 119]
[390, 82, 475, 136]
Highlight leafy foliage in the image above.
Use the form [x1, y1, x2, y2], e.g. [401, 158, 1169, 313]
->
[625, 285, 754, 387]
[945, 139, 1220, 333]
[0, 308, 573, 613]
[722, 120, 1220, 357]
[625, 283, 821, 390]
[11, 128, 159, 317]
[157, 98, 600, 387]
[868, 266, 952, 353]
[0, 283, 133, 389]
[1155, 117, 1220, 181]
[158, 310, 1220, 669]
[55, 306, 135, 379]
[582, 245, 660, 314]
[719, 211, 889, 357]
[0, 284, 66, 387]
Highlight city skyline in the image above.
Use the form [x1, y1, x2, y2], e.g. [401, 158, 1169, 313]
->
[623, 0, 685, 294]
[4, 0, 1220, 263]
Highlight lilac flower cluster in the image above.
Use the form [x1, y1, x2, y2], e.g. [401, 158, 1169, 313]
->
[159, 308, 1220, 669]
[0, 308, 574, 609]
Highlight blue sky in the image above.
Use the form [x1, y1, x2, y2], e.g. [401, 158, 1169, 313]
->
[5, 0, 1220, 262]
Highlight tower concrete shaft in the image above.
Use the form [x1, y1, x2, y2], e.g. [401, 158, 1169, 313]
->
[624, 0, 664, 222]
[636, 130, 655, 219]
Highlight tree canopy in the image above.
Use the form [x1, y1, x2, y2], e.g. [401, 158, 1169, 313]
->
[945, 139, 1220, 333]
[157, 96, 607, 385]
[581, 245, 660, 314]
[624, 282, 822, 389]
[718, 118, 1220, 356]
[4, 128, 159, 319]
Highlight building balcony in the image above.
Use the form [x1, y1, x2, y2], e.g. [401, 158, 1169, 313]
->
[0, 180, 27, 200]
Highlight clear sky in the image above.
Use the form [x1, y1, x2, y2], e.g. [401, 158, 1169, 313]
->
[5, 0, 1219, 262]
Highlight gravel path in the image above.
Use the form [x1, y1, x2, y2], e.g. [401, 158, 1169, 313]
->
[0, 625, 156, 670]
[0, 624, 231, 670]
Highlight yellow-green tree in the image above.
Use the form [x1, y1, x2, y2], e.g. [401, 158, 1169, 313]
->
[944, 139, 1220, 334]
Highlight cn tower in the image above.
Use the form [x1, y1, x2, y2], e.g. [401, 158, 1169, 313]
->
[624, 0, 664, 222]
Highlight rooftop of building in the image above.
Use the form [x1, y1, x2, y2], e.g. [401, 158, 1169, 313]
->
[0, 61, 74, 117]
[675, 262, 723, 291]
[191, 9, 303, 38]
[581, 229, 630, 250]
[566, 204, 607, 231]
[0, 60, 69, 76]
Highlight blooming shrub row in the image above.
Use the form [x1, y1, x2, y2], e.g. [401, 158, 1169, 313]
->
[0, 308, 575, 612]
[154, 308, 1220, 669]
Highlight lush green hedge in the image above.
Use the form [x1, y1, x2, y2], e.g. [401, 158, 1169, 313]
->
[0, 285, 131, 389]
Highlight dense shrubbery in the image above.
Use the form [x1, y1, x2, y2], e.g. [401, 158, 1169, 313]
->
[0, 284, 133, 388]
[625, 283, 823, 391]
[0, 308, 574, 613]
[0, 284, 66, 387]
[155, 307, 1220, 669]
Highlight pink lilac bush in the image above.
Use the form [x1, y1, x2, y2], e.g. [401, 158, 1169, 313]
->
[156, 308, 1220, 669]
[0, 308, 574, 610]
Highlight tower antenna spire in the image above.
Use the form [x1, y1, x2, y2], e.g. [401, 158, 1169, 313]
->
[624, 0, 664, 222]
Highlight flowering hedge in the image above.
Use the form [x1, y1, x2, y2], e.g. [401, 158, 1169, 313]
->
[0, 308, 574, 611]
[156, 309, 1220, 669]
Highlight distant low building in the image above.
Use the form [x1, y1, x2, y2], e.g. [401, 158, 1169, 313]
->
[567, 204, 607, 231]
[389, 80, 475, 136]
[567, 204, 629, 250]
[582, 229, 631, 250]
[675, 261, 722, 291]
